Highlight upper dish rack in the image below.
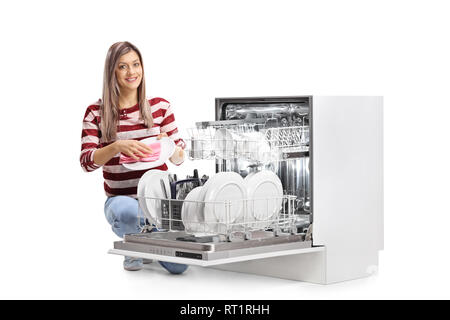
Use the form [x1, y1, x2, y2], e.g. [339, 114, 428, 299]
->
[185, 122, 310, 162]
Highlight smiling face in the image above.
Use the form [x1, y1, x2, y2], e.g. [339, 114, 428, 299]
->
[115, 50, 143, 92]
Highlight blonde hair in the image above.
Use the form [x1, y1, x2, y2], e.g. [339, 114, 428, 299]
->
[100, 41, 153, 141]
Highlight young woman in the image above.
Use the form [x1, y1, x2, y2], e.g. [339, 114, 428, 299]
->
[80, 41, 188, 274]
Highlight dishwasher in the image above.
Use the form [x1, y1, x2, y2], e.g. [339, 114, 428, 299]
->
[109, 95, 384, 284]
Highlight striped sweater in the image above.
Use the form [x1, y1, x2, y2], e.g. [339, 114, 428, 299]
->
[80, 97, 185, 197]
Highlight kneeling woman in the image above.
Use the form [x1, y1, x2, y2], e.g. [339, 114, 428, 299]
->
[80, 41, 188, 273]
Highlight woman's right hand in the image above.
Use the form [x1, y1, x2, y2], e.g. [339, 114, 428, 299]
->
[114, 140, 153, 160]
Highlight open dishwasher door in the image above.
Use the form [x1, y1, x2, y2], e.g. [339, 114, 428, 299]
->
[109, 193, 321, 270]
[110, 231, 320, 267]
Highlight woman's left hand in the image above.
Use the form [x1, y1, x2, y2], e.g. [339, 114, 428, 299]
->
[169, 146, 185, 165]
[158, 132, 184, 164]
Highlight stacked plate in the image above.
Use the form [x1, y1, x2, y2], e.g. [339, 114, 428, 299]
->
[137, 169, 171, 227]
[137, 169, 284, 234]
[241, 170, 283, 229]
[181, 170, 283, 234]
[181, 172, 247, 234]
[122, 136, 176, 171]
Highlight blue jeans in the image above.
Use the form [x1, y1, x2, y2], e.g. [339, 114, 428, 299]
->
[104, 196, 188, 274]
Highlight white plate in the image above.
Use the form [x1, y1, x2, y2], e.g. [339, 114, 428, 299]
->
[137, 174, 150, 223]
[244, 172, 256, 181]
[181, 187, 215, 234]
[232, 172, 257, 229]
[138, 169, 171, 227]
[244, 170, 283, 229]
[122, 137, 176, 170]
[200, 172, 247, 230]
[181, 186, 202, 232]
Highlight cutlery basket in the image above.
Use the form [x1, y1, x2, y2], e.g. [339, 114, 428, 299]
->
[161, 178, 206, 231]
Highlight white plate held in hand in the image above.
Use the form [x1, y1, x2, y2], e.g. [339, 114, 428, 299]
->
[123, 136, 176, 170]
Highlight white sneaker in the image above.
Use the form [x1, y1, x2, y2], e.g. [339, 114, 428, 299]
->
[123, 257, 143, 271]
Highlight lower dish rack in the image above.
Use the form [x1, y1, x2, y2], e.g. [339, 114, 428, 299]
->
[110, 194, 313, 263]
[137, 194, 304, 237]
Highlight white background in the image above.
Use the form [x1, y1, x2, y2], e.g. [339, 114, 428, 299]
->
[0, 0, 449, 299]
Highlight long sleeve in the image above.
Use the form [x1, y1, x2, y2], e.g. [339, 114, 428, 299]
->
[160, 102, 186, 150]
[80, 106, 102, 172]
[160, 102, 185, 165]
